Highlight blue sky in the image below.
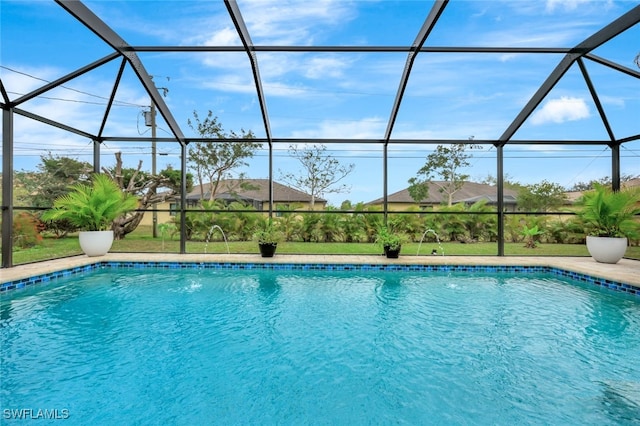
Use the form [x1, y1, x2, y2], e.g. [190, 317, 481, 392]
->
[1, 0, 639, 206]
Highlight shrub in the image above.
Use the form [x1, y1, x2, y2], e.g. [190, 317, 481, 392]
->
[13, 212, 42, 248]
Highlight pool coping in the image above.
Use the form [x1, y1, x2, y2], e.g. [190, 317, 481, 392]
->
[1, 254, 639, 296]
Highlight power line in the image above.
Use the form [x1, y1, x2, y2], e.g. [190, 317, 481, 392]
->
[6, 91, 141, 107]
[11, 150, 638, 160]
[1, 65, 146, 108]
[11, 139, 636, 155]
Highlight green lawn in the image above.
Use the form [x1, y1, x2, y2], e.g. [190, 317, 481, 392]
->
[8, 229, 640, 265]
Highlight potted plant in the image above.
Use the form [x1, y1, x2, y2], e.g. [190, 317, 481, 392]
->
[375, 225, 406, 259]
[41, 173, 138, 257]
[577, 184, 640, 264]
[253, 220, 283, 258]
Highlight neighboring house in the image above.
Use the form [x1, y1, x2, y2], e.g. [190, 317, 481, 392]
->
[623, 178, 640, 190]
[139, 179, 326, 226]
[564, 177, 640, 208]
[366, 181, 519, 211]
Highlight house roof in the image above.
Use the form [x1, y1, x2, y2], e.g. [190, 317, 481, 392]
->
[367, 182, 519, 205]
[457, 194, 518, 204]
[623, 178, 640, 189]
[564, 191, 584, 203]
[186, 179, 326, 204]
[564, 178, 640, 203]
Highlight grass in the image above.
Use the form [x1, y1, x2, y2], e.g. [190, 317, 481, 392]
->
[8, 225, 640, 265]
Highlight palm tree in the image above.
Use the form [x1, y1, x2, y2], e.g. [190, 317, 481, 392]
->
[300, 213, 322, 242]
[318, 207, 345, 242]
[359, 204, 383, 243]
[276, 204, 303, 242]
[436, 204, 467, 242]
[342, 209, 368, 243]
[223, 201, 259, 241]
[462, 200, 495, 242]
[190, 199, 225, 240]
[42, 173, 138, 233]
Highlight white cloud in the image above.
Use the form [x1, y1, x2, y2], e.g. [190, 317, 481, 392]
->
[304, 56, 349, 79]
[479, 23, 588, 47]
[498, 53, 519, 62]
[7, 76, 141, 134]
[240, 0, 356, 45]
[600, 95, 625, 108]
[202, 27, 241, 46]
[290, 117, 386, 139]
[1, 65, 61, 98]
[201, 52, 248, 70]
[199, 74, 256, 94]
[530, 96, 590, 125]
[545, 0, 593, 13]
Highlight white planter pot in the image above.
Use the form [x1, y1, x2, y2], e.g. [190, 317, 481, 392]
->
[79, 231, 114, 257]
[586, 235, 628, 264]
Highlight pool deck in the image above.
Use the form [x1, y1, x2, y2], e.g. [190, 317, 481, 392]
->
[1, 253, 639, 288]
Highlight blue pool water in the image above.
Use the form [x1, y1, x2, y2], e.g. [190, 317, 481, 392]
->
[1, 267, 639, 425]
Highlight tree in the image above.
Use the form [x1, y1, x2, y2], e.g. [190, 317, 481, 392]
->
[341, 203, 369, 243]
[187, 110, 260, 202]
[460, 199, 496, 242]
[102, 152, 193, 240]
[15, 153, 92, 208]
[317, 207, 345, 242]
[517, 180, 567, 212]
[408, 142, 478, 206]
[275, 203, 303, 242]
[569, 174, 639, 192]
[279, 144, 355, 210]
[477, 173, 521, 190]
[521, 224, 544, 249]
[435, 204, 468, 242]
[14, 154, 94, 237]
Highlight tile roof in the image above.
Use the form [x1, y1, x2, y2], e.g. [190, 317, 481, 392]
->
[564, 178, 640, 204]
[367, 182, 519, 205]
[186, 179, 326, 204]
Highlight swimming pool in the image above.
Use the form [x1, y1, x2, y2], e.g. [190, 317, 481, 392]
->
[2, 264, 639, 424]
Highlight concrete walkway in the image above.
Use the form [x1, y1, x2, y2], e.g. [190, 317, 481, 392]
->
[2, 253, 639, 288]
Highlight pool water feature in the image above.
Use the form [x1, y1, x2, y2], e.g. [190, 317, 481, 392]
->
[416, 228, 444, 256]
[204, 224, 230, 254]
[1, 267, 639, 424]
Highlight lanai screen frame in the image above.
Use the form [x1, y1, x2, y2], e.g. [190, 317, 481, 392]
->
[2, 0, 640, 267]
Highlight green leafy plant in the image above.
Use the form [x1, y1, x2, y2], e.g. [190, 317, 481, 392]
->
[158, 222, 177, 250]
[252, 220, 283, 245]
[521, 224, 544, 249]
[577, 184, 640, 239]
[375, 225, 406, 251]
[41, 174, 138, 232]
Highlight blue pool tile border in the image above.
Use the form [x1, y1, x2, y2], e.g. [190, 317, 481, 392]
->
[1, 261, 638, 298]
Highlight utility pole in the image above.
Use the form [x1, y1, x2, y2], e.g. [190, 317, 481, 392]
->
[150, 101, 157, 238]
[145, 76, 169, 239]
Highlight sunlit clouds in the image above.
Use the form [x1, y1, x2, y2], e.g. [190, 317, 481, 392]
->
[530, 96, 591, 125]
